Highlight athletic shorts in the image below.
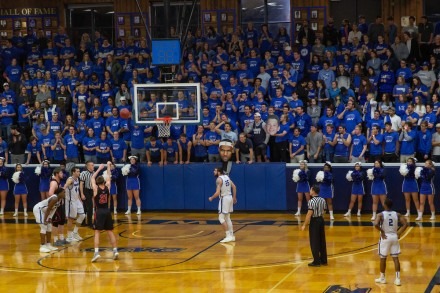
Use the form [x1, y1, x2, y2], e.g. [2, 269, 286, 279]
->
[65, 199, 85, 219]
[218, 195, 233, 214]
[378, 234, 400, 258]
[93, 209, 113, 230]
[52, 204, 66, 227]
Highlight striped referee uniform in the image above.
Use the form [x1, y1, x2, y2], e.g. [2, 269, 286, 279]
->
[308, 196, 328, 265]
[80, 169, 94, 227]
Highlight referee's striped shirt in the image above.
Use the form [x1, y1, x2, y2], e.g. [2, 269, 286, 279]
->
[308, 196, 327, 217]
[80, 170, 94, 189]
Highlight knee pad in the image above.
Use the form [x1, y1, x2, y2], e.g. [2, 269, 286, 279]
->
[46, 223, 52, 233]
[76, 213, 85, 224]
[218, 213, 226, 224]
[39, 224, 47, 234]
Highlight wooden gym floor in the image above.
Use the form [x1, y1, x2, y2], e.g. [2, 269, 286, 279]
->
[0, 212, 439, 293]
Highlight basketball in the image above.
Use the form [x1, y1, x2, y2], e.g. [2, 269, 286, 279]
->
[120, 108, 131, 119]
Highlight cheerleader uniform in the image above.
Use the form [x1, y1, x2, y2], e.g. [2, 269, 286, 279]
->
[319, 171, 334, 198]
[296, 170, 311, 193]
[126, 164, 140, 190]
[110, 168, 120, 194]
[402, 164, 418, 193]
[14, 171, 28, 195]
[371, 167, 387, 195]
[419, 167, 435, 195]
[39, 167, 52, 192]
[351, 170, 365, 195]
[0, 166, 9, 191]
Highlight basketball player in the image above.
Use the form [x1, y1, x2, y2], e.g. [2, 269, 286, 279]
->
[33, 187, 66, 253]
[91, 162, 119, 262]
[208, 167, 237, 243]
[219, 139, 234, 175]
[374, 198, 408, 286]
[49, 168, 69, 246]
[65, 167, 85, 242]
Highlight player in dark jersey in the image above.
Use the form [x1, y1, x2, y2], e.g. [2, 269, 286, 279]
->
[91, 162, 119, 263]
[49, 168, 69, 246]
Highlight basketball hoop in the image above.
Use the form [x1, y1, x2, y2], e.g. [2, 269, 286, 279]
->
[156, 116, 173, 138]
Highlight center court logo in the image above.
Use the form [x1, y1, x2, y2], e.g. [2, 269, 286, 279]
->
[82, 247, 186, 253]
[323, 285, 371, 293]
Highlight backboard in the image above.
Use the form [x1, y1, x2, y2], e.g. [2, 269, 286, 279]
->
[133, 83, 201, 125]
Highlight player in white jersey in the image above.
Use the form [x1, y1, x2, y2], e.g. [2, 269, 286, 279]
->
[209, 167, 237, 243]
[374, 198, 408, 286]
[65, 167, 85, 242]
[33, 188, 66, 253]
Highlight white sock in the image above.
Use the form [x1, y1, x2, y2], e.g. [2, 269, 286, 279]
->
[67, 231, 73, 237]
[396, 271, 400, 279]
[225, 231, 229, 237]
[137, 207, 141, 211]
[407, 210, 410, 214]
[46, 242, 51, 246]
[114, 207, 117, 212]
[15, 209, 18, 213]
[347, 209, 351, 213]
[0, 208, 3, 213]
[418, 211, 423, 217]
[59, 234, 64, 240]
[24, 208, 27, 212]
[113, 247, 118, 252]
[380, 272, 385, 279]
[432, 212, 436, 216]
[373, 212, 377, 217]
[54, 236, 58, 242]
[357, 209, 361, 214]
[73, 226, 78, 233]
[94, 248, 99, 253]
[329, 211, 334, 217]
[297, 207, 301, 213]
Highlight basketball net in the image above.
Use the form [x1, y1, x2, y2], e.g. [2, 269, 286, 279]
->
[156, 117, 172, 138]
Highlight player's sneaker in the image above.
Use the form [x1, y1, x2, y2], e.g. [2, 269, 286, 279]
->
[66, 236, 75, 243]
[46, 244, 58, 251]
[294, 211, 300, 216]
[24, 212, 28, 217]
[113, 251, 119, 260]
[136, 210, 141, 215]
[114, 209, 117, 214]
[0, 210, 3, 215]
[230, 235, 235, 242]
[54, 240, 64, 246]
[371, 215, 376, 221]
[13, 212, 18, 217]
[220, 236, 234, 243]
[357, 212, 361, 217]
[375, 277, 386, 284]
[330, 215, 335, 220]
[430, 215, 436, 220]
[344, 211, 351, 217]
[415, 216, 422, 221]
[73, 232, 83, 241]
[125, 210, 131, 215]
[394, 278, 401, 286]
[91, 253, 101, 262]
[39, 246, 51, 253]
[404, 212, 410, 217]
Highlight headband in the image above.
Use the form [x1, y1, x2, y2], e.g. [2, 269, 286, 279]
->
[219, 140, 234, 148]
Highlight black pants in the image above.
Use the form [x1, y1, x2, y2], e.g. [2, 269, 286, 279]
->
[309, 216, 327, 264]
[382, 153, 398, 163]
[83, 188, 94, 227]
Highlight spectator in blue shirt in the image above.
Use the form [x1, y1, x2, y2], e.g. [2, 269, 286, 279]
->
[416, 121, 432, 162]
[350, 125, 367, 162]
[146, 136, 163, 166]
[110, 131, 127, 163]
[289, 128, 306, 163]
[337, 100, 362, 135]
[25, 136, 42, 164]
[64, 125, 79, 163]
[0, 97, 16, 140]
[399, 121, 417, 162]
[163, 137, 179, 164]
[95, 131, 111, 163]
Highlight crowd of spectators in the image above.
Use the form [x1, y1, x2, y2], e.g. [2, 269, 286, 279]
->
[1, 15, 440, 166]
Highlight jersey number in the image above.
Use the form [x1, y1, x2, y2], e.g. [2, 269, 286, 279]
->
[224, 180, 230, 187]
[99, 194, 107, 204]
[388, 218, 394, 226]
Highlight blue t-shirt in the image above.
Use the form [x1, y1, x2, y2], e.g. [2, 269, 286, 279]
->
[351, 134, 367, 157]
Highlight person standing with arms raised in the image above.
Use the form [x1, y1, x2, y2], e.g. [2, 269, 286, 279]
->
[301, 184, 327, 267]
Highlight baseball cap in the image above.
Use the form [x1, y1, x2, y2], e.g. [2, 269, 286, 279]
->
[254, 112, 261, 117]
[120, 96, 126, 101]
[436, 123, 440, 128]
[284, 46, 292, 51]
[3, 82, 8, 87]
[422, 61, 429, 66]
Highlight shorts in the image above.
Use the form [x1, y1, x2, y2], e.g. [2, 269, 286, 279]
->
[65, 199, 84, 219]
[378, 234, 400, 258]
[52, 204, 66, 227]
[218, 195, 233, 214]
[93, 208, 113, 230]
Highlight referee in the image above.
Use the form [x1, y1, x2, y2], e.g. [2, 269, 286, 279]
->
[80, 161, 95, 228]
[301, 184, 328, 267]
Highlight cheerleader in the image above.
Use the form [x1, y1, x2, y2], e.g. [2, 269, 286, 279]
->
[294, 160, 311, 216]
[416, 160, 436, 221]
[317, 162, 334, 220]
[124, 156, 141, 215]
[401, 157, 420, 217]
[108, 162, 120, 214]
[370, 160, 387, 221]
[12, 164, 28, 217]
[0, 157, 8, 215]
[37, 160, 52, 200]
[344, 162, 365, 217]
